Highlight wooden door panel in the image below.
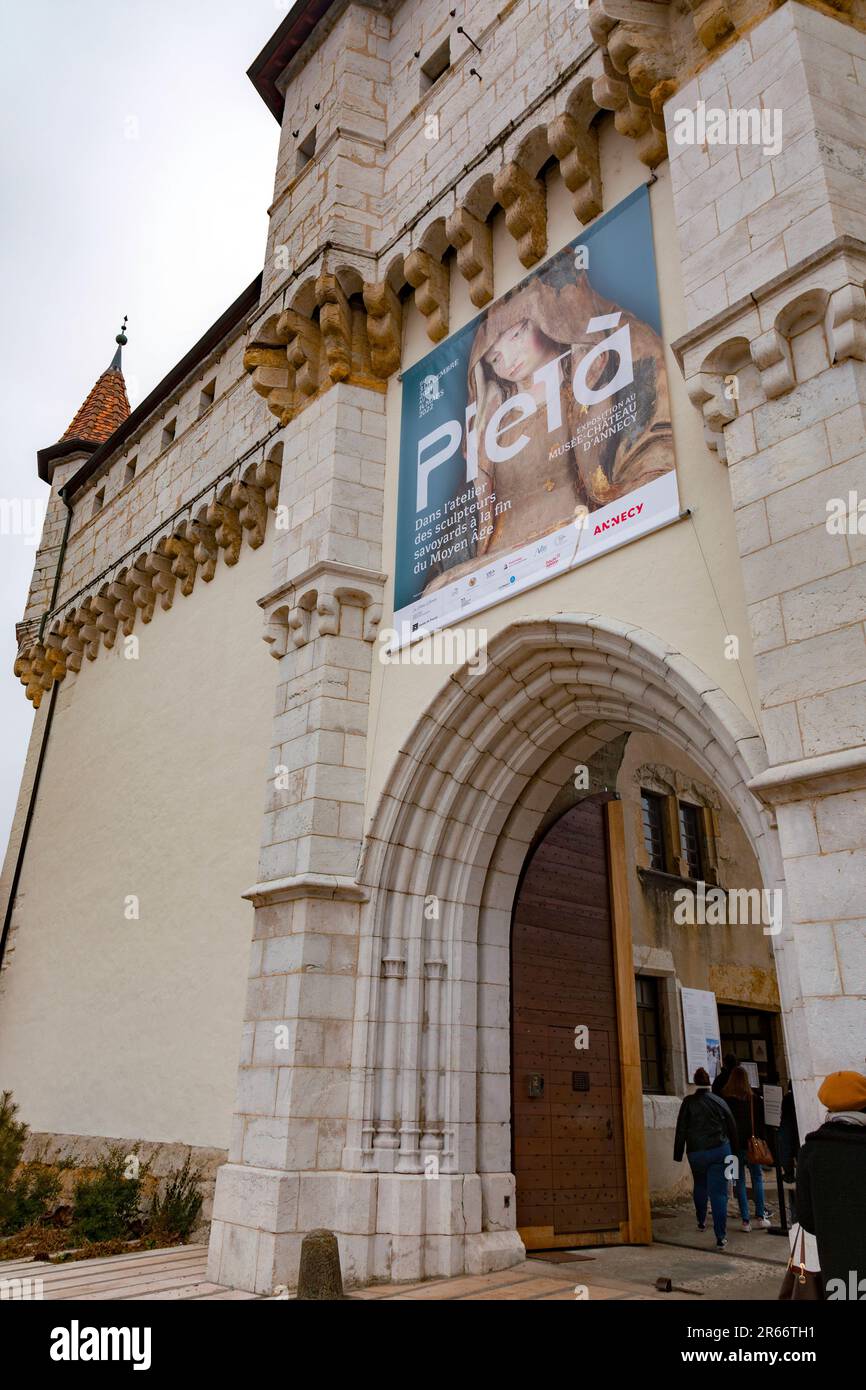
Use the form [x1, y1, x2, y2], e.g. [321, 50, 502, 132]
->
[511, 798, 629, 1242]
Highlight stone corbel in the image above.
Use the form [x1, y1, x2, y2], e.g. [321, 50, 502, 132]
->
[750, 327, 796, 399]
[278, 309, 321, 398]
[404, 249, 449, 343]
[108, 573, 137, 636]
[363, 280, 403, 378]
[190, 508, 219, 582]
[593, 52, 668, 167]
[129, 554, 157, 623]
[253, 454, 282, 509]
[207, 489, 243, 567]
[547, 113, 602, 225]
[262, 604, 290, 660]
[231, 478, 268, 549]
[92, 583, 120, 649]
[316, 273, 353, 383]
[43, 624, 67, 682]
[164, 524, 199, 597]
[685, 371, 735, 460]
[445, 207, 494, 308]
[14, 642, 46, 706]
[59, 614, 86, 672]
[824, 283, 866, 364]
[590, 0, 675, 104]
[685, 0, 734, 51]
[75, 599, 101, 662]
[244, 315, 294, 424]
[147, 545, 178, 612]
[492, 162, 547, 268]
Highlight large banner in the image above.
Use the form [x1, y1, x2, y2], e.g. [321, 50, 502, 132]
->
[394, 185, 679, 644]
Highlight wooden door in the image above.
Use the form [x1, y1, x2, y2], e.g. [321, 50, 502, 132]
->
[511, 798, 629, 1245]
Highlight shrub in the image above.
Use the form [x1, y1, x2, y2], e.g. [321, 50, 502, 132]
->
[2, 1165, 62, 1234]
[148, 1155, 204, 1244]
[71, 1146, 148, 1242]
[0, 1090, 29, 1228]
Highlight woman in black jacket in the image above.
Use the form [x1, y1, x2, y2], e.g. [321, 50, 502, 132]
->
[721, 1066, 770, 1231]
[797, 1070, 866, 1298]
[674, 1067, 739, 1249]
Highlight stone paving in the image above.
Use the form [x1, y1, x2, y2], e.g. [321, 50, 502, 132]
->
[0, 1203, 789, 1301]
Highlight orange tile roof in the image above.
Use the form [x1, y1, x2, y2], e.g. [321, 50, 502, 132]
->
[61, 366, 130, 445]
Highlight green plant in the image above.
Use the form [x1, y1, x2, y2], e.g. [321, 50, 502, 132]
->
[148, 1154, 204, 1243]
[70, 1146, 148, 1242]
[2, 1165, 62, 1234]
[0, 1094, 65, 1234]
[0, 1091, 29, 1218]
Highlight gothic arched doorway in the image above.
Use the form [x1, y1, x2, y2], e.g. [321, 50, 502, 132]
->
[510, 794, 651, 1249]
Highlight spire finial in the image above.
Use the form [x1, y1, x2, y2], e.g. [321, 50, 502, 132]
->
[109, 316, 128, 372]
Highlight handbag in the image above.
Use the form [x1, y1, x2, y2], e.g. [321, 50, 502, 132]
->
[746, 1091, 774, 1167]
[778, 1225, 824, 1301]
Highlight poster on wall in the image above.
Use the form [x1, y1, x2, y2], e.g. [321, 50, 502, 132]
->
[681, 987, 722, 1083]
[393, 183, 679, 646]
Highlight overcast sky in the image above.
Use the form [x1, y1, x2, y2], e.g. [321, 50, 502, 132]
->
[0, 1, 282, 855]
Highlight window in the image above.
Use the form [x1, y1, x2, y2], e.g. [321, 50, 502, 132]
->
[124, 457, 137, 488]
[640, 790, 666, 872]
[635, 976, 664, 1093]
[161, 418, 176, 450]
[199, 379, 216, 417]
[718, 1006, 777, 1086]
[296, 127, 316, 175]
[678, 801, 704, 881]
[92, 487, 105, 518]
[420, 38, 450, 94]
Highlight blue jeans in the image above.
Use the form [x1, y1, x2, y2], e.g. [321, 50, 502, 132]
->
[688, 1141, 732, 1243]
[734, 1149, 767, 1221]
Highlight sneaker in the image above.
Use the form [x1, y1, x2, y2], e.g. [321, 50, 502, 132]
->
[760, 1215, 772, 1228]
[697, 1221, 706, 1231]
[742, 1221, 752, 1232]
[716, 1238, 728, 1250]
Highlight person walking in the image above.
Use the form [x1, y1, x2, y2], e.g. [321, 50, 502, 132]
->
[712, 1052, 739, 1097]
[674, 1067, 738, 1250]
[721, 1065, 771, 1230]
[796, 1071, 866, 1298]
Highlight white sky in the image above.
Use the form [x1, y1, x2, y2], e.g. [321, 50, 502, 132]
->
[0, 1, 282, 856]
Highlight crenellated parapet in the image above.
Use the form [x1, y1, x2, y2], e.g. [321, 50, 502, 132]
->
[14, 448, 283, 707]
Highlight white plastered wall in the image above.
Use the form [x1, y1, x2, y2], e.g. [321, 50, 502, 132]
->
[0, 537, 276, 1150]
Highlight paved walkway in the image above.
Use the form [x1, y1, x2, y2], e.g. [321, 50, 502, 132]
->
[0, 1202, 790, 1301]
[0, 1245, 255, 1300]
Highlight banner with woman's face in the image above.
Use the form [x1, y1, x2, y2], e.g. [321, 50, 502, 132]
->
[393, 185, 679, 646]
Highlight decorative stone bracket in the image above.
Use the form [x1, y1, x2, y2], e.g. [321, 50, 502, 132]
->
[673, 238, 866, 462]
[15, 450, 283, 707]
[259, 560, 386, 659]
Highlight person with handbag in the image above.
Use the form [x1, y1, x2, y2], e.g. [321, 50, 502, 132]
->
[721, 1065, 772, 1231]
[795, 1070, 866, 1299]
[674, 1067, 739, 1250]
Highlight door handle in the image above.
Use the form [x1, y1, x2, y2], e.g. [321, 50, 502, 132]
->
[606, 1117, 613, 1140]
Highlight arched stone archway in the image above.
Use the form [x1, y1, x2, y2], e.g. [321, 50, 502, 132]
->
[337, 614, 795, 1278]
